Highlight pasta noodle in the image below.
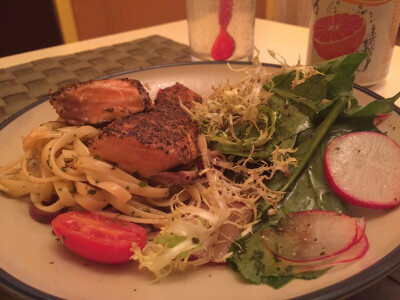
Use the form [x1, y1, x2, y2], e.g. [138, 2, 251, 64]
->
[0, 120, 285, 244]
[0, 63, 297, 275]
[0, 122, 174, 224]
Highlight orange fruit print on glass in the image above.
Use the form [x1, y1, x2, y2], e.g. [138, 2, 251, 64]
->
[312, 13, 366, 60]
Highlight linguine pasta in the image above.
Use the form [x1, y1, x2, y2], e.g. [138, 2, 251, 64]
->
[0, 121, 172, 225]
[0, 59, 300, 279]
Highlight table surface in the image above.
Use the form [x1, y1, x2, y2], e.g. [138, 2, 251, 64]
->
[0, 18, 399, 300]
[2, 18, 400, 99]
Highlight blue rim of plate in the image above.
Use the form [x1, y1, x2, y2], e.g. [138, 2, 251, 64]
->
[0, 61, 399, 300]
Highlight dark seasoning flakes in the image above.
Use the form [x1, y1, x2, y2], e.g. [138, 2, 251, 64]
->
[93, 83, 200, 162]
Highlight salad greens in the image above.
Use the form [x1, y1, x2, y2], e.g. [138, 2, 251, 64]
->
[132, 52, 399, 285]
[227, 54, 400, 288]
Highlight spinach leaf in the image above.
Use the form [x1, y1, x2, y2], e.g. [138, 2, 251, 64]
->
[349, 92, 400, 116]
[317, 92, 400, 121]
[228, 110, 399, 288]
[265, 72, 326, 114]
[264, 53, 368, 112]
[314, 53, 368, 99]
[227, 53, 400, 288]
[278, 97, 349, 193]
[279, 126, 349, 214]
[227, 124, 349, 287]
[212, 53, 369, 160]
[228, 222, 327, 287]
[269, 94, 312, 139]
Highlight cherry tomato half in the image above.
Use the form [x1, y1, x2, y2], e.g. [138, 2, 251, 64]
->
[51, 211, 146, 264]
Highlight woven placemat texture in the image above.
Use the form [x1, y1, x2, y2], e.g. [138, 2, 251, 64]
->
[0, 35, 191, 123]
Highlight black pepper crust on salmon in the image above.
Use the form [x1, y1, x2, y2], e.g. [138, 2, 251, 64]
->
[89, 83, 202, 178]
[49, 78, 152, 126]
[155, 82, 202, 109]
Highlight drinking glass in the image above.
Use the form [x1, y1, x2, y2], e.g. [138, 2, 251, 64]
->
[185, 0, 256, 61]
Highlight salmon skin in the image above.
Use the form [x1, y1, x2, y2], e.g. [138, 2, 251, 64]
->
[49, 78, 152, 125]
[89, 83, 201, 178]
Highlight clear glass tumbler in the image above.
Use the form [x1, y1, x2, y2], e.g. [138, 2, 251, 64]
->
[185, 0, 256, 61]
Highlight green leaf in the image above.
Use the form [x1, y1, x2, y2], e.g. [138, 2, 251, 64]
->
[314, 53, 368, 99]
[230, 118, 380, 287]
[154, 234, 186, 248]
[254, 135, 297, 159]
[209, 104, 278, 157]
[269, 94, 313, 139]
[227, 223, 327, 287]
[227, 53, 390, 289]
[267, 70, 327, 107]
[278, 97, 349, 192]
[280, 127, 349, 214]
[345, 91, 400, 117]
[213, 134, 297, 159]
[228, 227, 290, 285]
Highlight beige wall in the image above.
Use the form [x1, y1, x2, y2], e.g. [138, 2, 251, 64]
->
[56, 0, 267, 43]
[55, 0, 317, 43]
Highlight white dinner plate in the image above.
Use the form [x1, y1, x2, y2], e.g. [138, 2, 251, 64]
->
[0, 62, 399, 300]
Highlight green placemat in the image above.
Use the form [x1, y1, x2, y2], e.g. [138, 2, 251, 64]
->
[0, 35, 191, 123]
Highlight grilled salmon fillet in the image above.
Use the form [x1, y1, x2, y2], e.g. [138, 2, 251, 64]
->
[155, 82, 202, 109]
[49, 79, 152, 125]
[89, 83, 201, 178]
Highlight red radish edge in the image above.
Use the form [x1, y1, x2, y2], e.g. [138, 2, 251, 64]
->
[285, 217, 367, 267]
[291, 234, 369, 273]
[324, 131, 400, 209]
[374, 113, 390, 126]
[261, 210, 359, 263]
[354, 218, 366, 243]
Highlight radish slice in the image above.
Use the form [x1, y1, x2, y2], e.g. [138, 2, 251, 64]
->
[291, 234, 369, 273]
[354, 217, 366, 243]
[324, 131, 400, 209]
[260, 210, 358, 262]
[285, 217, 366, 267]
[374, 113, 390, 126]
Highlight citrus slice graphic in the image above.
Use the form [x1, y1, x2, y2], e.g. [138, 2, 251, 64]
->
[313, 13, 366, 60]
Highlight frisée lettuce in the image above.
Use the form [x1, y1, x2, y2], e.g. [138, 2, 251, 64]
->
[227, 54, 400, 288]
[132, 52, 400, 286]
